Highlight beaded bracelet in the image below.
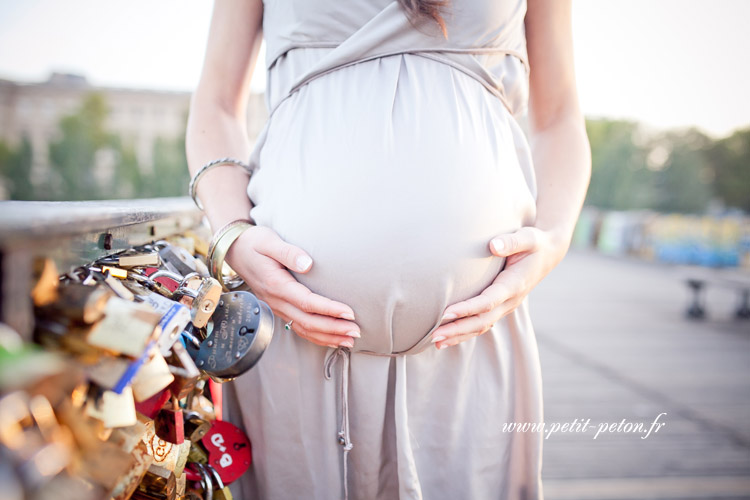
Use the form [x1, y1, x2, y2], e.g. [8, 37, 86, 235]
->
[189, 157, 254, 211]
[207, 219, 255, 291]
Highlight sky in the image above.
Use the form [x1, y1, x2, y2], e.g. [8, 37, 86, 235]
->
[1, 0, 748, 137]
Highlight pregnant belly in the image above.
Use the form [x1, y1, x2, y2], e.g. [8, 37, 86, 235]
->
[248, 54, 536, 355]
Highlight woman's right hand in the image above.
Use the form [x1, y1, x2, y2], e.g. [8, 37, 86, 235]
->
[224, 225, 360, 349]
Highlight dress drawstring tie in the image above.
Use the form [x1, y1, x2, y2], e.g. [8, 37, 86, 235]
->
[324, 346, 353, 500]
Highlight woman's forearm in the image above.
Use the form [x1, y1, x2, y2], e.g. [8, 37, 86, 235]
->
[528, 112, 592, 253]
[184, 0, 264, 233]
[185, 103, 255, 232]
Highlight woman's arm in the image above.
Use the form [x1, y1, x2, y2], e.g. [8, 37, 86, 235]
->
[186, 0, 359, 348]
[430, 0, 591, 348]
[524, 0, 591, 248]
[185, 0, 263, 231]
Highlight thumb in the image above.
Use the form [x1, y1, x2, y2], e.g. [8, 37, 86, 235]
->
[253, 227, 314, 273]
[489, 227, 539, 257]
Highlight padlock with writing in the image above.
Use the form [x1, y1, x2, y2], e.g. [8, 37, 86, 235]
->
[186, 291, 274, 380]
[200, 419, 251, 485]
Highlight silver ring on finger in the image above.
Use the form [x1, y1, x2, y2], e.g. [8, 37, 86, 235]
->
[284, 319, 294, 331]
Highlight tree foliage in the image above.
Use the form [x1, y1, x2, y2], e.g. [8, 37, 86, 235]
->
[585, 119, 749, 213]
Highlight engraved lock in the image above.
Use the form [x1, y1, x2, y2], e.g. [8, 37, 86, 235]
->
[200, 420, 252, 485]
[185, 291, 274, 380]
[176, 276, 222, 329]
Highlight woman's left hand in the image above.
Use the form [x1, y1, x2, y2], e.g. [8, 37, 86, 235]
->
[430, 226, 569, 350]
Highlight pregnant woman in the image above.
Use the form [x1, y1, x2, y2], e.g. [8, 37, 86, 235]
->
[186, 0, 591, 498]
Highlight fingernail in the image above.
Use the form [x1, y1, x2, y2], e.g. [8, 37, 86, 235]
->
[431, 335, 446, 343]
[441, 312, 457, 322]
[491, 238, 505, 253]
[340, 312, 355, 321]
[346, 331, 360, 338]
[296, 255, 313, 272]
[340, 338, 354, 348]
[437, 343, 449, 350]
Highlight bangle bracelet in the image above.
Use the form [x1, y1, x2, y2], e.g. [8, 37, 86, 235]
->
[207, 219, 254, 291]
[189, 157, 254, 211]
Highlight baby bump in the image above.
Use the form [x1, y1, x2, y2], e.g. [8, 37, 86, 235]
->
[248, 55, 536, 354]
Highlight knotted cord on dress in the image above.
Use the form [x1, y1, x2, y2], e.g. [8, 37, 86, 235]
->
[324, 346, 354, 500]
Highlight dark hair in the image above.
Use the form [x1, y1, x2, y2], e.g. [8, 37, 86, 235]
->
[398, 0, 450, 38]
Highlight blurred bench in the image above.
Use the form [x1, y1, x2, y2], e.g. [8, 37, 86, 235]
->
[683, 266, 750, 320]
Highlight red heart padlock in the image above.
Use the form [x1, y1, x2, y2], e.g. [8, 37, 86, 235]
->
[200, 420, 252, 484]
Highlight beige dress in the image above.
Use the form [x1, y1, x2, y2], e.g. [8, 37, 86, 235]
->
[224, 1, 544, 498]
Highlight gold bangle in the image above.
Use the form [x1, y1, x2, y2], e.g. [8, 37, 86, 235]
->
[207, 219, 254, 291]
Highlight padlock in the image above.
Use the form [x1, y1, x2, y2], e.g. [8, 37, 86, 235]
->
[98, 251, 161, 268]
[34, 318, 115, 364]
[168, 341, 203, 400]
[184, 411, 212, 443]
[134, 388, 172, 420]
[186, 291, 274, 380]
[144, 267, 180, 293]
[86, 297, 162, 357]
[131, 347, 176, 402]
[108, 440, 154, 500]
[200, 420, 251, 485]
[174, 438, 192, 478]
[84, 355, 132, 393]
[88, 267, 136, 301]
[35, 282, 112, 324]
[0, 391, 72, 490]
[206, 464, 233, 500]
[132, 464, 177, 500]
[137, 291, 192, 356]
[176, 276, 222, 329]
[108, 413, 152, 453]
[31, 257, 60, 307]
[187, 440, 209, 465]
[159, 243, 198, 277]
[194, 463, 214, 500]
[85, 385, 137, 428]
[154, 396, 185, 444]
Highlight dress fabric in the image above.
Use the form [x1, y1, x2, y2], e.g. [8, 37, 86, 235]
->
[223, 1, 544, 499]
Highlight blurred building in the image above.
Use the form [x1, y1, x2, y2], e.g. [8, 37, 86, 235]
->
[0, 72, 268, 181]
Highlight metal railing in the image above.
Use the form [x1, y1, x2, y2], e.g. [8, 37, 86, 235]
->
[0, 197, 204, 339]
